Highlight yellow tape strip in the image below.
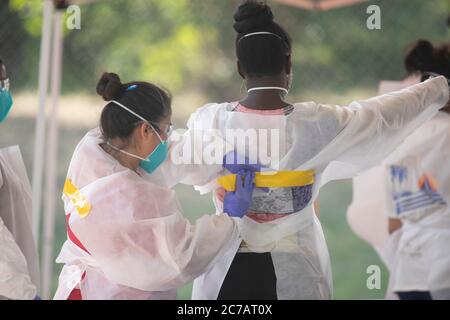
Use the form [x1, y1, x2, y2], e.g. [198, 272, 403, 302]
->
[217, 170, 315, 192]
[63, 179, 91, 218]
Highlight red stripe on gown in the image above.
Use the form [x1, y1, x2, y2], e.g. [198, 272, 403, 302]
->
[66, 213, 90, 254]
[65, 213, 89, 300]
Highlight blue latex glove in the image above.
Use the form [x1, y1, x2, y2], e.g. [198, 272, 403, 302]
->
[223, 150, 262, 174]
[223, 170, 255, 218]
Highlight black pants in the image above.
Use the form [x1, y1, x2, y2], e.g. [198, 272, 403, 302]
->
[396, 291, 433, 300]
[218, 252, 277, 300]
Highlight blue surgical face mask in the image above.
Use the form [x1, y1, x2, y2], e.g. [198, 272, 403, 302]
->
[107, 99, 170, 174]
[0, 88, 13, 122]
[0, 61, 12, 122]
[138, 128, 169, 174]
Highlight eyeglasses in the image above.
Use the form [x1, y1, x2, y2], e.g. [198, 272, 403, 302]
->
[133, 120, 174, 137]
[149, 122, 173, 136]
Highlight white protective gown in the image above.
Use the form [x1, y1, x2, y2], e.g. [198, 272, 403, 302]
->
[346, 75, 422, 300]
[53, 128, 240, 300]
[0, 217, 36, 300]
[182, 76, 449, 299]
[347, 165, 402, 299]
[382, 111, 450, 299]
[0, 145, 39, 299]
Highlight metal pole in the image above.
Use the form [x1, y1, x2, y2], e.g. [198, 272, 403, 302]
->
[32, 0, 54, 246]
[41, 9, 63, 300]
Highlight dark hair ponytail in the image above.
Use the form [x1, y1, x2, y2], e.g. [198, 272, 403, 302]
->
[96, 72, 171, 141]
[405, 39, 450, 113]
[234, 0, 292, 77]
[404, 40, 450, 79]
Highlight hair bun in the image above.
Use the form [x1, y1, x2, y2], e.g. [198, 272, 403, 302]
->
[96, 72, 125, 101]
[415, 40, 434, 56]
[233, 1, 274, 34]
[405, 40, 434, 73]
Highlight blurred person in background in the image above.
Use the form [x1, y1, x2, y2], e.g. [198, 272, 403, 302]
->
[348, 39, 450, 300]
[384, 40, 450, 300]
[0, 59, 40, 300]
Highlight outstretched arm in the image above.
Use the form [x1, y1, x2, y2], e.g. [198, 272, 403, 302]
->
[316, 76, 449, 184]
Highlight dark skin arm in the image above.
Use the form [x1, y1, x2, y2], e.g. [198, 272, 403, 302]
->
[388, 218, 402, 234]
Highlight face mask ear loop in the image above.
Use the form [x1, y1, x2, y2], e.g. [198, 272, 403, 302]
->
[106, 141, 148, 162]
[111, 100, 167, 143]
[247, 87, 289, 95]
[148, 122, 164, 143]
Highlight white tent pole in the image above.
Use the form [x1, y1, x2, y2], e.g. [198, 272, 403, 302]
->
[32, 0, 54, 245]
[41, 9, 63, 300]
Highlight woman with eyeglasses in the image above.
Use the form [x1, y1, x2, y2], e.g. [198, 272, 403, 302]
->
[53, 72, 256, 300]
[0, 59, 39, 300]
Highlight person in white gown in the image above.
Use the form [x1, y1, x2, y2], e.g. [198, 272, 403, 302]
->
[348, 39, 450, 300]
[171, 1, 449, 300]
[54, 73, 256, 300]
[0, 59, 39, 300]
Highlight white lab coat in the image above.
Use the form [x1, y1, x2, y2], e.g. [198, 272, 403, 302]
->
[53, 128, 240, 300]
[0, 145, 38, 299]
[186, 76, 449, 299]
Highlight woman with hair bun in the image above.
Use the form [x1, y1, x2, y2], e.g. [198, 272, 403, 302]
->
[53, 73, 256, 300]
[385, 39, 450, 300]
[348, 38, 450, 301]
[187, 1, 449, 299]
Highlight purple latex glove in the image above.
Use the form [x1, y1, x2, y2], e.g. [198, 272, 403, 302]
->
[223, 170, 255, 218]
[223, 150, 262, 174]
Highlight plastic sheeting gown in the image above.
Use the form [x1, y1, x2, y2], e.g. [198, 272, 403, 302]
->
[384, 111, 450, 300]
[176, 76, 449, 300]
[54, 127, 241, 300]
[0, 146, 39, 299]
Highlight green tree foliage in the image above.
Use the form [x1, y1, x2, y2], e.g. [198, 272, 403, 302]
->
[4, 0, 450, 98]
